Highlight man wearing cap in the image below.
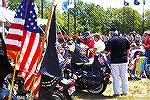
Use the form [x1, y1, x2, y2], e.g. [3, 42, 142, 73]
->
[143, 30, 150, 79]
[104, 27, 130, 97]
[82, 31, 95, 60]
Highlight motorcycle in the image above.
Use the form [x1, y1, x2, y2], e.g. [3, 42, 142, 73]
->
[3, 70, 75, 100]
[1, 73, 31, 100]
[0, 74, 19, 100]
[40, 75, 75, 100]
[63, 45, 111, 94]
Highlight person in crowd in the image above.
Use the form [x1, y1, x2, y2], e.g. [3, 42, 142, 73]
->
[128, 42, 146, 79]
[104, 27, 130, 97]
[103, 33, 109, 44]
[82, 31, 95, 60]
[129, 42, 145, 59]
[127, 32, 134, 43]
[143, 30, 150, 79]
[93, 33, 105, 54]
[132, 31, 136, 41]
[69, 37, 89, 70]
[135, 32, 142, 48]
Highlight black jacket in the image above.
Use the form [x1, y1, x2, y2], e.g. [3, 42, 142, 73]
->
[105, 35, 130, 63]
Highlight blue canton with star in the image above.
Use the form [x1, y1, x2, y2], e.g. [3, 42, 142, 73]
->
[14, 0, 39, 33]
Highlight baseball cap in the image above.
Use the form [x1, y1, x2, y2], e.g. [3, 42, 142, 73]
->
[82, 31, 94, 38]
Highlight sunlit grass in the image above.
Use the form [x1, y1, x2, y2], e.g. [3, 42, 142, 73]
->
[76, 77, 150, 100]
[103, 77, 150, 98]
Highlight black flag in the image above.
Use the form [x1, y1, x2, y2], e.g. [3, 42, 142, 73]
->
[124, 0, 129, 6]
[134, 0, 140, 5]
[0, 33, 13, 87]
[40, 7, 62, 78]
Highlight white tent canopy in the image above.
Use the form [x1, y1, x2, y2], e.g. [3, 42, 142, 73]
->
[0, 7, 16, 23]
[37, 18, 48, 26]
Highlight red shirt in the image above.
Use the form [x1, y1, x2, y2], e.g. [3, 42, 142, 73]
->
[144, 37, 150, 49]
[83, 39, 95, 58]
[144, 37, 150, 57]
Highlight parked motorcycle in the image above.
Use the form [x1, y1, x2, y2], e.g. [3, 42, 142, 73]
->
[63, 47, 111, 94]
[3, 70, 75, 100]
[2, 73, 31, 100]
[40, 75, 75, 100]
[0, 74, 19, 100]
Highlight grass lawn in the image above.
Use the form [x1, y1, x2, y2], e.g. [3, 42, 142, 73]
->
[76, 77, 150, 100]
[103, 77, 150, 99]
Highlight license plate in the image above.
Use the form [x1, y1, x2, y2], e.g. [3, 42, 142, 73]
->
[68, 86, 75, 95]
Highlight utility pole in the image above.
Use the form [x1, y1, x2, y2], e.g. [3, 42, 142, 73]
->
[132, 9, 135, 31]
[41, 0, 44, 18]
[74, 0, 76, 34]
[123, 0, 129, 34]
[2, 0, 6, 38]
[123, 7, 125, 34]
[142, 0, 145, 34]
[68, 0, 70, 35]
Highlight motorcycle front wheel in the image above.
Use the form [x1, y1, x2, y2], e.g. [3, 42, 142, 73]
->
[87, 82, 107, 94]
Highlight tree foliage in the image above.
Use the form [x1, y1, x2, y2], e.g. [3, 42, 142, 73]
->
[61, 2, 142, 35]
[145, 9, 150, 30]
[6, 0, 146, 35]
[6, 0, 21, 11]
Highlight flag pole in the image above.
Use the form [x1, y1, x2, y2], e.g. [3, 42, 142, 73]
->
[41, 0, 44, 19]
[8, 0, 30, 99]
[68, 0, 70, 35]
[142, 0, 145, 34]
[74, 0, 76, 34]
[29, 0, 56, 99]
[2, 0, 6, 38]
[123, 0, 125, 34]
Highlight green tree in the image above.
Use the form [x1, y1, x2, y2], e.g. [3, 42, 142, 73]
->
[6, 0, 21, 11]
[105, 7, 142, 34]
[73, 2, 106, 34]
[6, 0, 42, 11]
[145, 9, 150, 30]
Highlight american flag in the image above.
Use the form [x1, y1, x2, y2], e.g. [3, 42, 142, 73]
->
[98, 53, 105, 65]
[5, 0, 41, 97]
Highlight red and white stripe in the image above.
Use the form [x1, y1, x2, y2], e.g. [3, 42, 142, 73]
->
[98, 56, 104, 65]
[5, 17, 41, 97]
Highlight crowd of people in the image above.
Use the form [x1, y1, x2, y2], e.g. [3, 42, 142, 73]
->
[1, 25, 150, 98]
[56, 27, 150, 97]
